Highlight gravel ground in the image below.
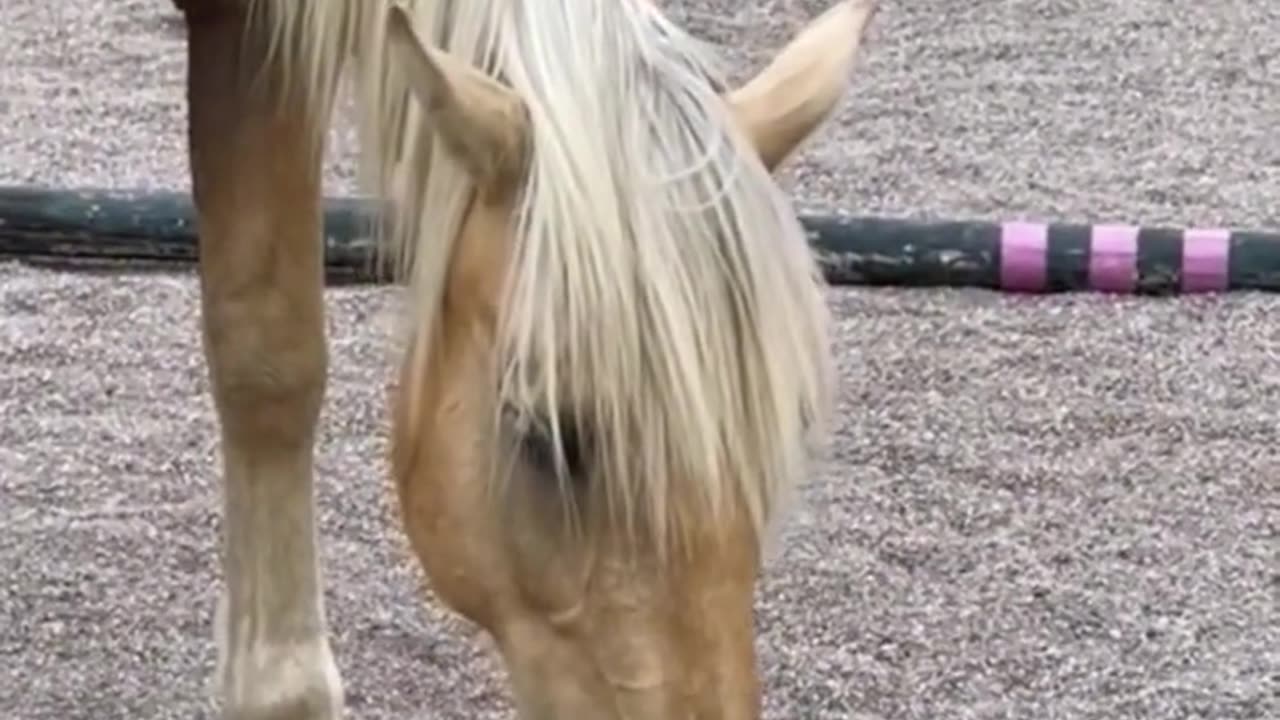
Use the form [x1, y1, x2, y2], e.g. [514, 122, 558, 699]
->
[2, 1, 1278, 719]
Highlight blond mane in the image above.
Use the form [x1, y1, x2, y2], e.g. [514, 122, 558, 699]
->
[246, 0, 836, 557]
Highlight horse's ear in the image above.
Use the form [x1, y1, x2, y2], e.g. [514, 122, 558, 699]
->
[726, 0, 877, 172]
[386, 5, 530, 197]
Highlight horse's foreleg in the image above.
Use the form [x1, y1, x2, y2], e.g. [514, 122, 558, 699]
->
[182, 4, 342, 719]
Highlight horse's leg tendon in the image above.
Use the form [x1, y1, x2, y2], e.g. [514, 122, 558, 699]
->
[182, 4, 343, 719]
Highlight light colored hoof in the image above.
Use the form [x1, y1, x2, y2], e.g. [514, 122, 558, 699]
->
[217, 637, 345, 720]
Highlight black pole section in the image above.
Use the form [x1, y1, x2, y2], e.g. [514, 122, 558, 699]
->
[0, 186, 382, 282]
[805, 215, 1001, 288]
[3, 185, 1280, 293]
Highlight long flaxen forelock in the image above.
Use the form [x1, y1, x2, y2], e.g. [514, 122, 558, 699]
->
[243, 0, 836, 558]
[489, 0, 836, 555]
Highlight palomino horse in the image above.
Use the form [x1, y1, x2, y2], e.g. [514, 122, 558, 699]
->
[177, 0, 877, 717]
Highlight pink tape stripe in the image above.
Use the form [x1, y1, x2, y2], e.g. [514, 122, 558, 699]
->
[1088, 224, 1139, 293]
[1181, 228, 1230, 293]
[999, 221, 1049, 292]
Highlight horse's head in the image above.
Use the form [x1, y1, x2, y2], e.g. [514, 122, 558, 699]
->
[384, 0, 876, 217]
[385, 1, 877, 717]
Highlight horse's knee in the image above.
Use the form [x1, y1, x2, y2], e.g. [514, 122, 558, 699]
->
[202, 289, 328, 449]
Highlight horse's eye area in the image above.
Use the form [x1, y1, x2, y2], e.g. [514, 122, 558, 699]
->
[502, 404, 591, 483]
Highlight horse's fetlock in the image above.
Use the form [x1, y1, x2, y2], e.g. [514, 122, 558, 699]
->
[218, 634, 344, 720]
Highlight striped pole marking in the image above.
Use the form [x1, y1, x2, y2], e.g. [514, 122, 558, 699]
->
[999, 221, 1048, 292]
[1088, 224, 1139, 293]
[998, 221, 1235, 294]
[1181, 228, 1231, 293]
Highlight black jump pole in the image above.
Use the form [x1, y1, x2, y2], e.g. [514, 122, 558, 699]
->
[3, 185, 1280, 294]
